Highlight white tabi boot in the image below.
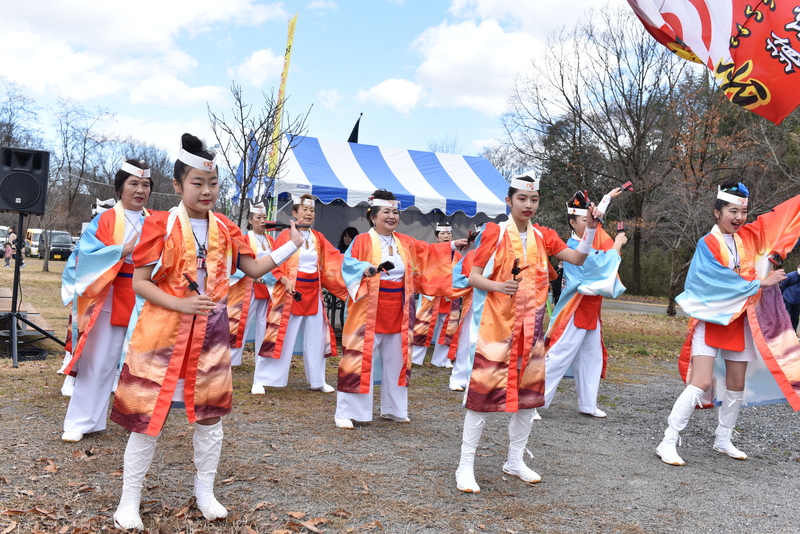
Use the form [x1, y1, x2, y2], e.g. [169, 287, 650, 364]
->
[502, 408, 541, 484]
[61, 375, 76, 397]
[113, 432, 158, 530]
[192, 421, 228, 520]
[455, 410, 487, 493]
[656, 384, 703, 466]
[713, 389, 748, 460]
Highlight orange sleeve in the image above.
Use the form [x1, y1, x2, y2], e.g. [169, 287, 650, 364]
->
[133, 212, 168, 267]
[536, 225, 569, 256]
[472, 222, 501, 268]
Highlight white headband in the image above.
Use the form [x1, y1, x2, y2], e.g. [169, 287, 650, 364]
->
[436, 225, 452, 232]
[510, 171, 539, 192]
[566, 205, 588, 216]
[717, 186, 748, 206]
[249, 202, 266, 215]
[178, 147, 217, 172]
[370, 198, 401, 209]
[120, 159, 150, 178]
[292, 195, 315, 207]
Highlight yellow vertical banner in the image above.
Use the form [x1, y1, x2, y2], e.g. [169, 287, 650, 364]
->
[267, 12, 297, 181]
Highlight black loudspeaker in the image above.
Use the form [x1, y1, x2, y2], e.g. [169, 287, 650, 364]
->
[0, 147, 50, 215]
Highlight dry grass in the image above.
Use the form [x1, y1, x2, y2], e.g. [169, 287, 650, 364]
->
[4, 266, 792, 533]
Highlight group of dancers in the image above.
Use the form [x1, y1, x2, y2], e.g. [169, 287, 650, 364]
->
[54, 132, 800, 529]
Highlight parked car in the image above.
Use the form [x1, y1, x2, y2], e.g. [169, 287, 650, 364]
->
[38, 230, 74, 260]
[25, 228, 43, 257]
[0, 226, 7, 257]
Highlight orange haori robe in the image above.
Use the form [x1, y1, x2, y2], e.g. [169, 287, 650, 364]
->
[337, 229, 456, 394]
[228, 231, 275, 349]
[676, 194, 800, 411]
[448, 250, 476, 362]
[111, 204, 254, 436]
[412, 250, 463, 349]
[258, 228, 347, 360]
[467, 221, 567, 413]
[544, 225, 625, 379]
[63, 203, 150, 375]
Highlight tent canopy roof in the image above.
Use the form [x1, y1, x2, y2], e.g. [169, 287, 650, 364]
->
[275, 135, 511, 217]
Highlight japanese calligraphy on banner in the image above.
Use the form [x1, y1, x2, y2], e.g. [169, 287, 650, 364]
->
[627, 1, 800, 124]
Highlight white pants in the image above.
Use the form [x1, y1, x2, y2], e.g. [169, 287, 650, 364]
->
[543, 316, 603, 413]
[253, 302, 327, 388]
[449, 307, 473, 390]
[230, 295, 268, 366]
[335, 333, 407, 421]
[412, 313, 450, 366]
[63, 311, 126, 434]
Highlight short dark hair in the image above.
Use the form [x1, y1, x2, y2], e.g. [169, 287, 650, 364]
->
[115, 159, 153, 198]
[337, 226, 359, 250]
[714, 181, 748, 211]
[174, 133, 216, 184]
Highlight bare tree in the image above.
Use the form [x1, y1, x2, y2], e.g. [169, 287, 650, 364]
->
[502, 4, 690, 292]
[426, 133, 463, 155]
[207, 82, 310, 226]
[0, 78, 41, 149]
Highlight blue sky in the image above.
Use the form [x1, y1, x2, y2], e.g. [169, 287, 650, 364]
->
[1, 0, 625, 157]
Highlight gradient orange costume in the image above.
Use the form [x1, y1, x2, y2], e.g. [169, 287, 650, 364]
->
[258, 228, 347, 360]
[337, 229, 456, 393]
[111, 207, 253, 436]
[467, 221, 567, 412]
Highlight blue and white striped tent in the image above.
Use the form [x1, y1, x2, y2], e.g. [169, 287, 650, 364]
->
[275, 135, 510, 217]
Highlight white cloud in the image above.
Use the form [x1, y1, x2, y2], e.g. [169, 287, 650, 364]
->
[129, 75, 229, 106]
[318, 89, 345, 111]
[229, 49, 284, 88]
[357, 79, 424, 116]
[412, 19, 540, 117]
[306, 0, 337, 11]
[103, 114, 215, 154]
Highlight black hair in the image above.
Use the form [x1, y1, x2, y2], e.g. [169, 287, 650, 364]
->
[566, 190, 590, 230]
[367, 189, 397, 227]
[508, 175, 536, 198]
[714, 181, 749, 211]
[115, 159, 153, 198]
[337, 226, 359, 250]
[174, 133, 215, 184]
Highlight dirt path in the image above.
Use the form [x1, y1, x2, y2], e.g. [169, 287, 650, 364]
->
[1, 326, 798, 533]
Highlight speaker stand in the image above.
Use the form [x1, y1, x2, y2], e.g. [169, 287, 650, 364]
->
[1, 212, 64, 367]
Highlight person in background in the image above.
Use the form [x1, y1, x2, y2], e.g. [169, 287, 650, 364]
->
[228, 202, 275, 367]
[337, 226, 359, 254]
[411, 223, 461, 368]
[3, 240, 11, 266]
[780, 265, 800, 333]
[60, 159, 153, 443]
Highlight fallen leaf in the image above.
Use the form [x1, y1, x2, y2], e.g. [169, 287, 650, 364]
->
[300, 520, 325, 533]
[58, 526, 69, 534]
[221, 477, 235, 485]
[307, 517, 329, 525]
[285, 522, 305, 531]
[244, 526, 258, 534]
[1, 521, 17, 534]
[288, 511, 306, 519]
[0, 510, 26, 516]
[44, 461, 58, 474]
[270, 443, 279, 450]
[358, 520, 383, 530]
[253, 501, 274, 511]
[77, 486, 94, 493]
[17, 489, 33, 496]
[173, 503, 190, 518]
[110, 470, 123, 476]
[271, 530, 293, 534]
[332, 510, 351, 517]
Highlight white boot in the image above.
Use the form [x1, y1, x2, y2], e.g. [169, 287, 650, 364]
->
[112, 368, 121, 394]
[455, 410, 487, 493]
[113, 432, 158, 530]
[713, 390, 748, 460]
[192, 421, 228, 520]
[61, 375, 76, 397]
[502, 408, 541, 484]
[656, 385, 703, 466]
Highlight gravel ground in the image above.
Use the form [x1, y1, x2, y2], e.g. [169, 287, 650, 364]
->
[1, 326, 799, 533]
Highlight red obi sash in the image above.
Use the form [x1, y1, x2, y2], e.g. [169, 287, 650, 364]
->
[253, 280, 270, 300]
[439, 298, 452, 316]
[574, 295, 602, 330]
[292, 271, 320, 316]
[705, 313, 746, 352]
[376, 280, 404, 334]
[110, 263, 136, 327]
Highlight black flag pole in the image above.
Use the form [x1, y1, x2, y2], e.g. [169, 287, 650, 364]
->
[347, 112, 363, 144]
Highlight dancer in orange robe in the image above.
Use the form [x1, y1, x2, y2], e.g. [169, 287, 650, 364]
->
[455, 172, 601, 494]
[334, 190, 468, 429]
[111, 133, 303, 530]
[657, 182, 800, 466]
